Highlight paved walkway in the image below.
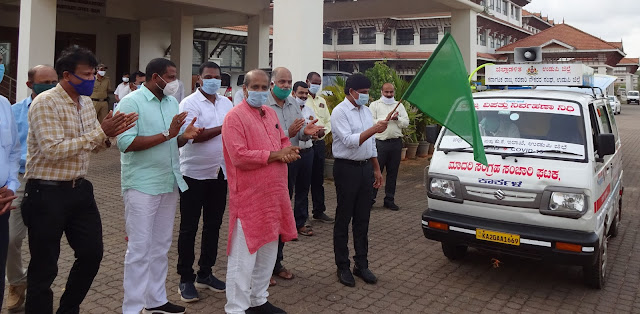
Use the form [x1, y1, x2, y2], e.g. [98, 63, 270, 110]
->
[6, 105, 640, 313]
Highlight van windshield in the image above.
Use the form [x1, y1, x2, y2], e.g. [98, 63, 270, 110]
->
[439, 98, 587, 160]
[628, 91, 639, 96]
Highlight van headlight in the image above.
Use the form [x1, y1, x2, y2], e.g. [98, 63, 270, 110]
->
[540, 190, 588, 218]
[427, 176, 463, 203]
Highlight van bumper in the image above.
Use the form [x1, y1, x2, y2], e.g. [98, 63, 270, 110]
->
[422, 209, 600, 265]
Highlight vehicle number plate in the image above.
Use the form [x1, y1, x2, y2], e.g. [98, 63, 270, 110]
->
[476, 229, 520, 246]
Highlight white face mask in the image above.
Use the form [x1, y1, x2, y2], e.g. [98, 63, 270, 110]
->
[382, 95, 396, 105]
[122, 77, 129, 83]
[296, 97, 307, 107]
[158, 76, 180, 96]
[97, 70, 106, 77]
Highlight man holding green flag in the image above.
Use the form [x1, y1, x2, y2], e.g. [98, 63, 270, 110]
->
[401, 33, 487, 166]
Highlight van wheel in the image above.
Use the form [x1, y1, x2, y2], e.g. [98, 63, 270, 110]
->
[584, 236, 608, 289]
[442, 243, 468, 260]
[609, 200, 622, 238]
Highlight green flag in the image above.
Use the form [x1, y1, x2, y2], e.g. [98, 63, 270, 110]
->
[402, 33, 487, 166]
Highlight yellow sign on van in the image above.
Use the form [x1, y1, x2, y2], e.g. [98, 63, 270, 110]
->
[476, 229, 520, 246]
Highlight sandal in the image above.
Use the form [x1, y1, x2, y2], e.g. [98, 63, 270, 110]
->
[275, 267, 295, 280]
[298, 226, 314, 236]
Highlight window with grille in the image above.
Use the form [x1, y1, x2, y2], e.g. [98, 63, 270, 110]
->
[396, 28, 414, 45]
[337, 28, 354, 45]
[359, 27, 376, 44]
[419, 27, 438, 45]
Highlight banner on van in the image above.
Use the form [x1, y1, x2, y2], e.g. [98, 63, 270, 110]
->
[485, 64, 594, 87]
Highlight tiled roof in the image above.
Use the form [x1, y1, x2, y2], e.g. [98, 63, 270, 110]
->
[323, 51, 432, 60]
[609, 41, 623, 50]
[477, 53, 508, 62]
[619, 58, 639, 65]
[497, 24, 623, 52]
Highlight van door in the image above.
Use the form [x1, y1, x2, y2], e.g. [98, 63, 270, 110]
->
[589, 102, 618, 228]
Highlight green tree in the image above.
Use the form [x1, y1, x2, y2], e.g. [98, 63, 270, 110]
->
[364, 61, 395, 101]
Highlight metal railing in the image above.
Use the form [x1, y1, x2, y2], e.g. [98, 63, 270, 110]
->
[0, 74, 17, 104]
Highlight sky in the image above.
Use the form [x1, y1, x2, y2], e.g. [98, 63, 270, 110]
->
[524, 0, 640, 58]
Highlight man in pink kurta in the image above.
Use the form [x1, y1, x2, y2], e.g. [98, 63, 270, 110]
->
[222, 70, 299, 314]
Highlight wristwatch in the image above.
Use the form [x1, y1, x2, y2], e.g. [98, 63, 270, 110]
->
[162, 130, 171, 140]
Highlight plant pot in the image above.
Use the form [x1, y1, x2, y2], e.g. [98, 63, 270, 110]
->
[401, 147, 408, 160]
[417, 141, 431, 157]
[324, 158, 335, 180]
[405, 142, 419, 160]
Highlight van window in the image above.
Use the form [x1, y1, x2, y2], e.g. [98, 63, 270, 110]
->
[439, 98, 587, 161]
[237, 75, 245, 86]
[600, 103, 619, 141]
[220, 73, 231, 87]
[597, 105, 612, 134]
[627, 91, 639, 97]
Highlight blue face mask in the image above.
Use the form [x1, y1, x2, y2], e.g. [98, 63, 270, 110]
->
[308, 83, 321, 95]
[69, 73, 96, 96]
[201, 78, 222, 95]
[0, 64, 5, 84]
[353, 91, 369, 106]
[246, 90, 269, 108]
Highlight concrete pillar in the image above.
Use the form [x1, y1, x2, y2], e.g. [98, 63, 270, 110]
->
[272, 0, 323, 81]
[451, 9, 478, 78]
[375, 32, 384, 50]
[352, 31, 359, 46]
[171, 11, 194, 83]
[17, 0, 56, 100]
[246, 10, 271, 71]
[139, 18, 171, 71]
[413, 32, 420, 46]
[626, 74, 633, 91]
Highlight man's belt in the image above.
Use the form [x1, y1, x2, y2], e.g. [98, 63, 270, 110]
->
[335, 158, 370, 166]
[91, 98, 108, 102]
[29, 177, 86, 188]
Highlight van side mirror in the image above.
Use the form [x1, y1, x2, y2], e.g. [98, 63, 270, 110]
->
[597, 133, 615, 158]
[425, 125, 442, 144]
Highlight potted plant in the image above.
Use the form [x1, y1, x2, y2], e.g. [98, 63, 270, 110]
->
[417, 116, 436, 157]
[321, 76, 347, 180]
[403, 103, 422, 160]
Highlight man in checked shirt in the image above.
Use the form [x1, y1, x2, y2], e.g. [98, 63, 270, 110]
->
[20, 46, 137, 313]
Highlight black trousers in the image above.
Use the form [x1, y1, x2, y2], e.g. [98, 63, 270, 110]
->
[333, 159, 374, 270]
[0, 211, 8, 309]
[22, 179, 103, 314]
[373, 138, 403, 204]
[288, 149, 314, 229]
[311, 140, 327, 216]
[177, 173, 227, 283]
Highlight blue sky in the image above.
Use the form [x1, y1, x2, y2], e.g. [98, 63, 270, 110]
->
[525, 0, 640, 58]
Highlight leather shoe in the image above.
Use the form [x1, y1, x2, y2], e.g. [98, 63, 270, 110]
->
[353, 267, 378, 284]
[337, 268, 355, 287]
[384, 202, 400, 211]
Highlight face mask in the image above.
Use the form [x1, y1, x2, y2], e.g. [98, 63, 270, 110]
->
[158, 76, 179, 96]
[32, 83, 57, 95]
[272, 84, 292, 100]
[308, 84, 321, 95]
[382, 95, 396, 105]
[122, 77, 129, 83]
[201, 78, 222, 95]
[352, 91, 369, 106]
[69, 73, 96, 96]
[136, 84, 142, 90]
[0, 64, 4, 83]
[97, 70, 106, 77]
[296, 97, 307, 107]
[246, 90, 269, 108]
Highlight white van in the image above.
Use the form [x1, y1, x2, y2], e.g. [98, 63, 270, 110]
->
[626, 90, 639, 104]
[422, 66, 623, 289]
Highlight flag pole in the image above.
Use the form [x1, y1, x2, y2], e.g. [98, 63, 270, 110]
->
[385, 99, 404, 122]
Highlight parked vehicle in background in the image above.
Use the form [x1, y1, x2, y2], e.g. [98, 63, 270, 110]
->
[607, 95, 621, 114]
[626, 90, 639, 104]
[617, 88, 626, 97]
[323, 70, 352, 88]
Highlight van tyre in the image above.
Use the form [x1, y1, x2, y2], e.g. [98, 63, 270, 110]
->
[442, 243, 468, 260]
[584, 235, 607, 289]
[609, 200, 622, 238]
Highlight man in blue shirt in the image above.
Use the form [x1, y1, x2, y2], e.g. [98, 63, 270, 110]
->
[7, 65, 57, 310]
[117, 58, 202, 314]
[0, 54, 22, 309]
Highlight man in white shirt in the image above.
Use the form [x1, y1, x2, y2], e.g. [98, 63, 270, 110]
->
[369, 83, 409, 210]
[233, 89, 244, 106]
[305, 72, 333, 223]
[177, 61, 232, 302]
[114, 73, 135, 103]
[331, 73, 387, 287]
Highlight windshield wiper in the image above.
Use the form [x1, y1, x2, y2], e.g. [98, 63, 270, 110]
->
[442, 147, 471, 154]
[536, 149, 583, 157]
